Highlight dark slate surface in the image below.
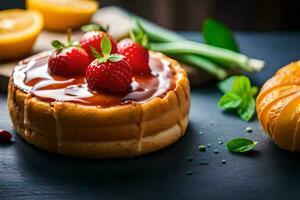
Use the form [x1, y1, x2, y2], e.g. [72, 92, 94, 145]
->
[1, 32, 300, 200]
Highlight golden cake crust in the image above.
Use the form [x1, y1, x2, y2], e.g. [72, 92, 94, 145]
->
[7, 52, 190, 159]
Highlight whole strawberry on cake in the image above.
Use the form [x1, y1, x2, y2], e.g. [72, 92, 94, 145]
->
[7, 27, 190, 159]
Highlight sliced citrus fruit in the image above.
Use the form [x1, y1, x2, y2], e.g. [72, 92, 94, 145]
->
[0, 9, 43, 60]
[26, 0, 99, 32]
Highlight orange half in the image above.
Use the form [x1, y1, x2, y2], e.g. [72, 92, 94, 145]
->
[26, 0, 99, 32]
[0, 9, 43, 60]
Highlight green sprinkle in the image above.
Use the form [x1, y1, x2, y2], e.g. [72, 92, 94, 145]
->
[186, 170, 192, 175]
[245, 126, 253, 132]
[187, 156, 194, 162]
[198, 145, 206, 152]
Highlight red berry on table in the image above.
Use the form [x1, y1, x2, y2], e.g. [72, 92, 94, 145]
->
[48, 29, 90, 76]
[117, 28, 150, 75]
[86, 35, 132, 94]
[80, 24, 118, 61]
[0, 130, 12, 143]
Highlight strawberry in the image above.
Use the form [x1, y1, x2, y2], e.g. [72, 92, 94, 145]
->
[117, 29, 150, 74]
[48, 30, 90, 76]
[48, 46, 90, 76]
[80, 24, 118, 61]
[86, 35, 132, 94]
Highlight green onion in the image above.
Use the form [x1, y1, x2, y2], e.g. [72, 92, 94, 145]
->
[135, 19, 265, 75]
[136, 18, 184, 42]
[149, 41, 264, 72]
[172, 54, 227, 80]
[136, 19, 227, 79]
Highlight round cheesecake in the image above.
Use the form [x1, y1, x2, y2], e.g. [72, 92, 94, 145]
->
[7, 51, 190, 159]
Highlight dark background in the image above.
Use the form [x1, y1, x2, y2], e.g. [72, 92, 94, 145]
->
[3, 1, 300, 200]
[1, 0, 300, 31]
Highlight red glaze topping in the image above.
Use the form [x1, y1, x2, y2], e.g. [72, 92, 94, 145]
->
[13, 51, 177, 107]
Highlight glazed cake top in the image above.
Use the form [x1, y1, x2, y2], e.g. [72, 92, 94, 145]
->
[12, 51, 178, 107]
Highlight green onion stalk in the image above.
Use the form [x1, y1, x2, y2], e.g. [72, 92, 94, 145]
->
[134, 19, 265, 80]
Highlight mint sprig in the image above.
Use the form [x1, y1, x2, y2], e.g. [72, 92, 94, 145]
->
[218, 75, 258, 121]
[81, 24, 109, 32]
[218, 92, 242, 109]
[226, 138, 257, 153]
[91, 35, 124, 63]
[217, 76, 235, 93]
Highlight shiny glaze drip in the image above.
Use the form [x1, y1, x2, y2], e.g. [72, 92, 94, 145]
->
[13, 51, 177, 107]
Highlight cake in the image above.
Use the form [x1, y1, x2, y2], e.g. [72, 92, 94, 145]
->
[8, 49, 190, 158]
[7, 26, 190, 158]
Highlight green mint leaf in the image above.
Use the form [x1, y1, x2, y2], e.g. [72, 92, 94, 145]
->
[233, 76, 251, 94]
[108, 54, 124, 62]
[217, 76, 236, 93]
[101, 35, 112, 56]
[218, 92, 242, 109]
[202, 19, 239, 52]
[81, 24, 108, 32]
[51, 40, 65, 50]
[218, 75, 258, 121]
[90, 46, 102, 60]
[237, 97, 255, 121]
[226, 138, 257, 153]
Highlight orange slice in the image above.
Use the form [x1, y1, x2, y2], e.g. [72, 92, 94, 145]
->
[0, 9, 43, 60]
[26, 0, 99, 32]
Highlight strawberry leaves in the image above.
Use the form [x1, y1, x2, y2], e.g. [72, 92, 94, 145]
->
[51, 40, 66, 50]
[90, 46, 102, 60]
[218, 76, 258, 121]
[108, 54, 124, 62]
[91, 35, 124, 63]
[51, 39, 79, 51]
[130, 19, 149, 48]
[51, 29, 79, 51]
[101, 35, 111, 56]
[81, 24, 109, 33]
